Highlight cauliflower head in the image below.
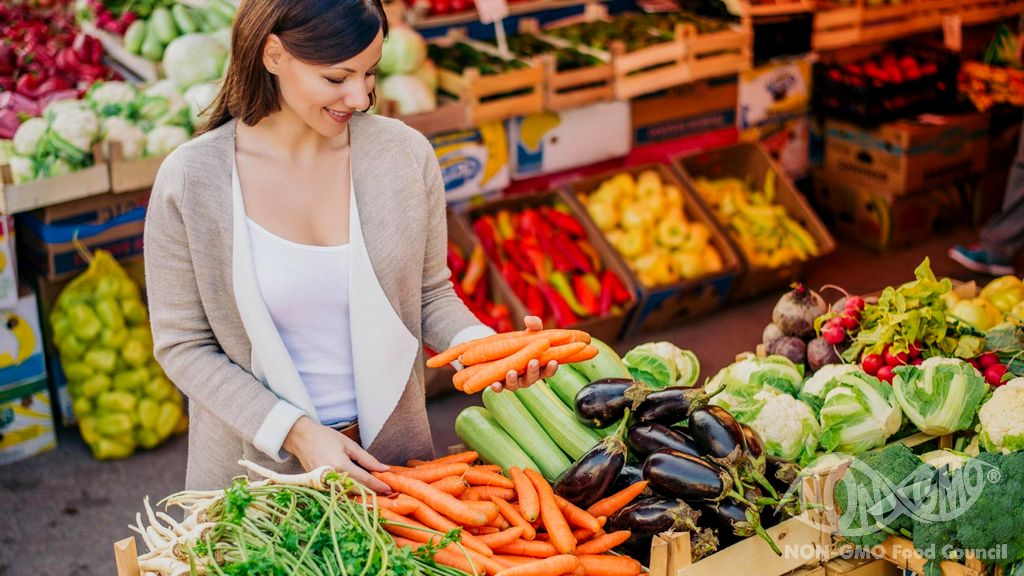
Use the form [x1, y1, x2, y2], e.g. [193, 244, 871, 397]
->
[979, 377, 1024, 453]
[51, 108, 100, 153]
[749, 391, 820, 463]
[145, 125, 189, 157]
[102, 117, 146, 161]
[13, 118, 48, 156]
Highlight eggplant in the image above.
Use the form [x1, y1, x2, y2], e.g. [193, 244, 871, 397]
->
[702, 497, 781, 555]
[739, 423, 779, 499]
[628, 423, 702, 459]
[642, 449, 733, 502]
[607, 497, 701, 535]
[634, 386, 714, 425]
[574, 378, 638, 428]
[555, 416, 629, 508]
[766, 455, 801, 489]
[611, 464, 645, 495]
[689, 406, 747, 470]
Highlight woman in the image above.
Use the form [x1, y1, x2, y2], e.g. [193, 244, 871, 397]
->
[144, 0, 556, 492]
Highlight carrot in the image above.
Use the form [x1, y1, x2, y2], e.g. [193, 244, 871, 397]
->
[410, 503, 494, 557]
[477, 526, 524, 550]
[524, 468, 575, 555]
[493, 554, 579, 576]
[561, 344, 598, 364]
[463, 486, 516, 502]
[394, 463, 471, 483]
[379, 509, 432, 543]
[508, 467, 539, 522]
[571, 516, 606, 542]
[427, 341, 475, 368]
[491, 497, 536, 541]
[355, 493, 421, 516]
[463, 468, 515, 489]
[453, 363, 488, 391]
[541, 329, 591, 346]
[374, 472, 488, 527]
[410, 451, 480, 468]
[577, 554, 642, 576]
[473, 464, 503, 474]
[492, 539, 558, 558]
[489, 513, 510, 530]
[392, 536, 503, 576]
[461, 335, 547, 366]
[537, 342, 588, 366]
[463, 340, 551, 394]
[587, 481, 648, 518]
[431, 476, 470, 497]
[470, 526, 501, 535]
[576, 530, 631, 555]
[554, 495, 602, 534]
[493, 555, 537, 568]
[463, 500, 501, 524]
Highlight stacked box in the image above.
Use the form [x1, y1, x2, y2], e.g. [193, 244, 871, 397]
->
[739, 57, 814, 180]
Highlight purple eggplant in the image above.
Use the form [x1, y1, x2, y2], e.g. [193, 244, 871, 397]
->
[555, 415, 629, 508]
[702, 497, 782, 555]
[628, 423, 702, 459]
[642, 449, 733, 502]
[690, 406, 747, 470]
[574, 378, 641, 428]
[634, 386, 714, 425]
[611, 464, 645, 495]
[739, 423, 779, 499]
[608, 497, 702, 534]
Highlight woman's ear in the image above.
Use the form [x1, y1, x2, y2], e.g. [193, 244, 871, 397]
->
[263, 33, 285, 74]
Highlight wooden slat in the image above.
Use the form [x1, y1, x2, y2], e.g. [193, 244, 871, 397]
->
[113, 537, 140, 576]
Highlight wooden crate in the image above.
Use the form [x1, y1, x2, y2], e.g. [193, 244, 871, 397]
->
[431, 31, 545, 125]
[81, 22, 161, 83]
[737, 0, 817, 17]
[516, 18, 616, 112]
[376, 99, 472, 137]
[813, 0, 956, 51]
[825, 557, 902, 576]
[0, 145, 111, 215]
[107, 141, 167, 194]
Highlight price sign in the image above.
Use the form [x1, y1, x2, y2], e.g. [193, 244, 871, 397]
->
[476, 0, 510, 24]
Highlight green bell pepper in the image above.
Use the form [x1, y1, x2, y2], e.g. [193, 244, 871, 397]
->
[81, 374, 113, 398]
[85, 349, 118, 374]
[69, 304, 102, 341]
[98, 391, 138, 413]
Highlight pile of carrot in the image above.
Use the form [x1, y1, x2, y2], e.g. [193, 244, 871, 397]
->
[427, 329, 599, 394]
[360, 450, 647, 576]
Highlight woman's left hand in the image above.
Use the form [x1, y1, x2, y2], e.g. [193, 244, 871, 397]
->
[490, 316, 559, 393]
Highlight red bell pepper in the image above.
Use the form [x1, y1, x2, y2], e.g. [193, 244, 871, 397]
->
[460, 245, 486, 295]
[502, 239, 533, 273]
[604, 269, 632, 305]
[542, 206, 586, 238]
[538, 282, 578, 328]
[501, 260, 525, 297]
[472, 216, 500, 261]
[573, 274, 600, 316]
[447, 241, 466, 277]
[525, 283, 546, 318]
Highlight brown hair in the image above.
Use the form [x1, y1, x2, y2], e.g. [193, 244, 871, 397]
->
[199, 0, 388, 133]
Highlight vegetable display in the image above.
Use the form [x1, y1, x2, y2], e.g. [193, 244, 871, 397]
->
[489, 34, 604, 71]
[890, 357, 988, 436]
[428, 42, 529, 76]
[578, 169, 725, 287]
[545, 11, 726, 52]
[49, 250, 186, 460]
[446, 241, 514, 334]
[978, 377, 1024, 453]
[3, 98, 101, 182]
[110, 0, 236, 63]
[623, 341, 700, 389]
[376, 25, 438, 116]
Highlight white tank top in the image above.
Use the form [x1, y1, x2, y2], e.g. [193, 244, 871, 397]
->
[247, 218, 358, 425]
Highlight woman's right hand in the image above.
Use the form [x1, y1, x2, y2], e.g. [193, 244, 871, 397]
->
[283, 416, 393, 494]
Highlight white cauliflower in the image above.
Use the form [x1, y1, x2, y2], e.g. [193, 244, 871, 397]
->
[183, 82, 218, 128]
[43, 98, 89, 122]
[87, 81, 139, 116]
[102, 117, 146, 161]
[13, 118, 48, 156]
[748, 391, 821, 463]
[9, 156, 36, 183]
[51, 108, 100, 153]
[979, 377, 1024, 453]
[145, 125, 189, 157]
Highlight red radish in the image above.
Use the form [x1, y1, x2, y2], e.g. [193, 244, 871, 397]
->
[978, 352, 1000, 369]
[908, 341, 922, 359]
[845, 295, 866, 312]
[822, 320, 845, 345]
[861, 354, 884, 376]
[884, 348, 908, 367]
[968, 358, 981, 370]
[840, 313, 860, 331]
[985, 364, 1009, 386]
[911, 358, 923, 366]
[876, 365, 895, 384]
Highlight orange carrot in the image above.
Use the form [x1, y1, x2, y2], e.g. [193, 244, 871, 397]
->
[554, 495, 602, 534]
[460, 335, 547, 366]
[410, 503, 494, 557]
[489, 513, 510, 530]
[394, 463, 471, 483]
[462, 500, 501, 524]
[541, 329, 591, 346]
[561, 344, 598, 364]
[524, 468, 575, 555]
[392, 536, 502, 576]
[473, 464, 502, 474]
[477, 526, 524, 550]
[492, 539, 558, 558]
[463, 340, 551, 394]
[575, 531, 631, 555]
[577, 554, 642, 576]
[493, 554, 579, 576]
[493, 555, 538, 568]
[508, 467, 539, 522]
[463, 468, 515, 489]
[587, 481, 649, 518]
[431, 476, 470, 497]
[410, 451, 480, 468]
[379, 509, 432, 543]
[470, 526, 501, 535]
[453, 364, 489, 391]
[491, 496, 536, 541]
[427, 341, 475, 368]
[355, 493, 421, 516]
[537, 342, 588, 366]
[463, 486, 516, 502]
[571, 516, 606, 542]
[374, 472, 488, 527]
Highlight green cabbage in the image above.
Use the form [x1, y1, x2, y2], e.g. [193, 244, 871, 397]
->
[624, 341, 700, 389]
[892, 357, 988, 436]
[163, 34, 228, 89]
[802, 369, 903, 454]
[379, 26, 427, 76]
[706, 354, 804, 398]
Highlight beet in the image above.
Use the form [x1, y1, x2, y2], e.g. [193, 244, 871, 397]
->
[765, 336, 806, 365]
[772, 284, 827, 339]
[762, 323, 783, 346]
[807, 337, 841, 372]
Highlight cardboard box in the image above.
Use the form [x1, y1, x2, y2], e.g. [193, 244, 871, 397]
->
[824, 113, 991, 195]
[0, 290, 47, 396]
[742, 114, 811, 180]
[630, 77, 739, 147]
[674, 142, 836, 301]
[564, 164, 743, 337]
[738, 57, 813, 130]
[16, 189, 149, 281]
[431, 123, 511, 203]
[811, 170, 974, 251]
[0, 216, 18, 310]
[0, 379, 56, 466]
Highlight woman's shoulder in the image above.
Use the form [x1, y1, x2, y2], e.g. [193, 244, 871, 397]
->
[352, 113, 433, 156]
[151, 121, 234, 206]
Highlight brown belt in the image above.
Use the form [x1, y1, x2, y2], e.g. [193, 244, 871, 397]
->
[333, 420, 362, 445]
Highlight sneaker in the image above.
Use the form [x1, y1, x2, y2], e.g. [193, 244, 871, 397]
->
[948, 244, 1016, 276]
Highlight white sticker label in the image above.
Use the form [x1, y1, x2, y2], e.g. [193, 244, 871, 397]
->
[476, 0, 509, 24]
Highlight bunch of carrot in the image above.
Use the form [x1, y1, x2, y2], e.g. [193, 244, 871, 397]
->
[427, 329, 599, 394]
[361, 450, 648, 576]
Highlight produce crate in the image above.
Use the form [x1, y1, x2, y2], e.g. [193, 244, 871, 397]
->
[539, 5, 751, 100]
[463, 190, 640, 343]
[736, 0, 817, 17]
[824, 557, 902, 576]
[107, 142, 168, 194]
[376, 99, 472, 137]
[564, 163, 744, 337]
[957, 0, 1022, 23]
[813, 0, 957, 51]
[80, 22, 162, 83]
[959, 61, 1024, 112]
[0, 146, 111, 215]
[429, 31, 545, 125]
[673, 142, 835, 301]
[814, 44, 959, 126]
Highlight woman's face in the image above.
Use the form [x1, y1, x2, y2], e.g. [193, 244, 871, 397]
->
[268, 28, 384, 138]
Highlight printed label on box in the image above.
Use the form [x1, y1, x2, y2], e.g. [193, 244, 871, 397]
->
[0, 291, 46, 396]
[742, 115, 810, 181]
[509, 102, 631, 179]
[739, 58, 812, 130]
[432, 123, 510, 203]
[0, 384, 56, 466]
[0, 216, 17, 310]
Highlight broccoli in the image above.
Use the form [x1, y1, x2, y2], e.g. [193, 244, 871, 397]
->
[911, 465, 962, 576]
[955, 451, 1024, 567]
[834, 444, 922, 548]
